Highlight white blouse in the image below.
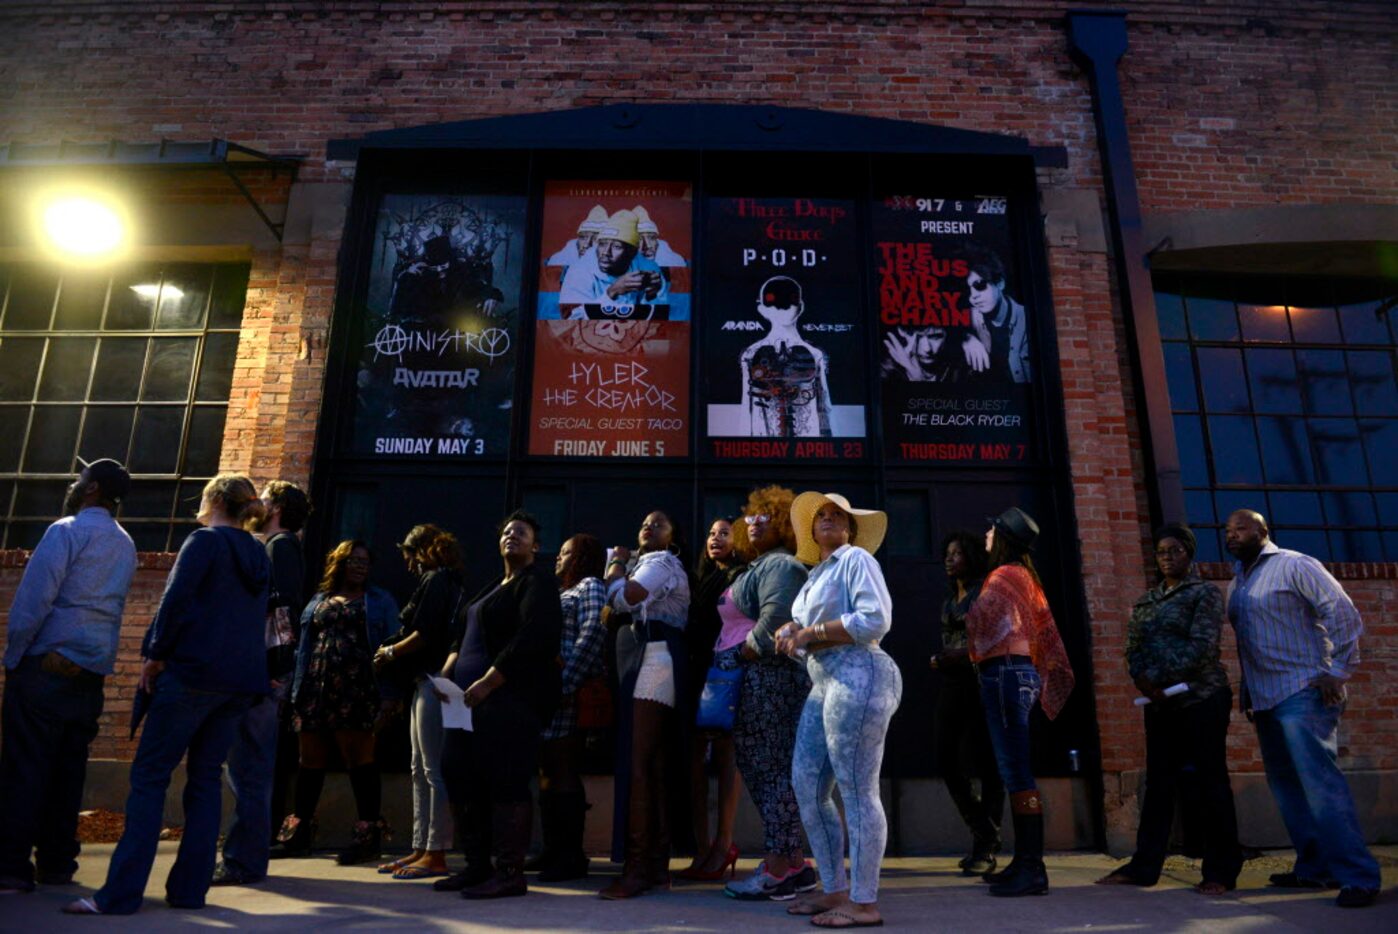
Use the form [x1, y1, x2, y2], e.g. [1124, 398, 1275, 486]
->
[790, 544, 892, 645]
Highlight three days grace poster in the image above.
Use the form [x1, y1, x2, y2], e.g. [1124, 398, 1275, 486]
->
[704, 196, 868, 461]
[529, 180, 693, 458]
[352, 193, 527, 457]
[873, 195, 1036, 464]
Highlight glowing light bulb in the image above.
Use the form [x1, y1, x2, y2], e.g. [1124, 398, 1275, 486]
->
[39, 195, 127, 260]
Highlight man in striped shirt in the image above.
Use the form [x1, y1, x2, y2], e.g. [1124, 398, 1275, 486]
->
[1224, 510, 1380, 909]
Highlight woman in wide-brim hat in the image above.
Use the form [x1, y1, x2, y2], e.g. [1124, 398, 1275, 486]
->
[965, 507, 1075, 898]
[774, 492, 901, 928]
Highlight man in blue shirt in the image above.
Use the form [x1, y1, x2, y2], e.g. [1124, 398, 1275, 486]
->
[1224, 509, 1380, 909]
[0, 459, 137, 895]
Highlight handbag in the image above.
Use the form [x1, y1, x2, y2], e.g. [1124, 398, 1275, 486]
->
[695, 664, 744, 732]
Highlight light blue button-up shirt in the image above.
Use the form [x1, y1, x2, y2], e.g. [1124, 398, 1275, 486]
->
[1227, 540, 1363, 712]
[791, 544, 892, 645]
[4, 507, 137, 675]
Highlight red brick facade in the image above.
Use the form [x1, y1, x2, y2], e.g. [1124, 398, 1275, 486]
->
[2, 1, 1394, 845]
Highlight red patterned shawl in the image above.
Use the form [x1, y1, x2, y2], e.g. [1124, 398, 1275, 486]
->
[965, 564, 1075, 720]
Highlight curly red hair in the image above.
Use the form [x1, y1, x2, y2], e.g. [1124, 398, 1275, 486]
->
[732, 484, 797, 560]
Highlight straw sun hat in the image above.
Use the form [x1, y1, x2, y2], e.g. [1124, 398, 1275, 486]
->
[791, 491, 889, 566]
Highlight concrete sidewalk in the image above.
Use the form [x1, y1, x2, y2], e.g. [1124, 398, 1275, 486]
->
[5, 846, 1395, 932]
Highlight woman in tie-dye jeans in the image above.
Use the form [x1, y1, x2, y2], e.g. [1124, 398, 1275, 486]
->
[775, 492, 901, 930]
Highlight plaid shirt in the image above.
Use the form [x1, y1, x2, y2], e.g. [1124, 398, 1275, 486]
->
[543, 576, 608, 740]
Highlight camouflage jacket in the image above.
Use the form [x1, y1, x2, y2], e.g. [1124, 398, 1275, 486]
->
[1125, 574, 1229, 706]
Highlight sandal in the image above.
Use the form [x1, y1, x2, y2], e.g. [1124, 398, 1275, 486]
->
[788, 898, 836, 916]
[392, 865, 450, 880]
[62, 897, 103, 915]
[1195, 880, 1233, 896]
[378, 854, 419, 874]
[811, 908, 884, 928]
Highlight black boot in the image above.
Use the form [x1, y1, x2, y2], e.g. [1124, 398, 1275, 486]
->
[539, 791, 590, 882]
[526, 791, 559, 874]
[268, 815, 316, 859]
[336, 819, 387, 866]
[989, 791, 1048, 897]
[461, 801, 531, 899]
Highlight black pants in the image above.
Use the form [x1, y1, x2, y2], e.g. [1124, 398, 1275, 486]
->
[934, 671, 1003, 853]
[442, 692, 542, 865]
[0, 658, 104, 883]
[1129, 687, 1242, 886]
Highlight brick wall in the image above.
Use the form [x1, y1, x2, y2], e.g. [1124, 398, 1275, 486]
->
[1, 1, 1394, 844]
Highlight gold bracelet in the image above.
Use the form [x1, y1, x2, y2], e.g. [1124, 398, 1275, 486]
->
[816, 622, 827, 641]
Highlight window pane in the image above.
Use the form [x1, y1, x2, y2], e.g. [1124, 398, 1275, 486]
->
[1239, 303, 1290, 343]
[13, 479, 66, 517]
[90, 338, 149, 401]
[77, 405, 135, 466]
[1173, 415, 1210, 487]
[1338, 300, 1392, 345]
[1184, 489, 1215, 526]
[1269, 491, 1323, 526]
[1329, 529, 1383, 562]
[208, 264, 250, 328]
[1256, 416, 1314, 484]
[1162, 343, 1196, 411]
[141, 338, 197, 401]
[1208, 415, 1263, 483]
[0, 407, 29, 471]
[53, 272, 109, 330]
[3, 266, 58, 329]
[1192, 528, 1222, 563]
[1347, 351, 1398, 416]
[126, 523, 173, 552]
[1186, 296, 1238, 341]
[195, 332, 239, 401]
[886, 490, 931, 557]
[1275, 528, 1329, 562]
[1322, 492, 1374, 528]
[1155, 291, 1186, 340]
[1387, 532, 1398, 563]
[169, 521, 199, 551]
[1297, 350, 1352, 416]
[176, 480, 208, 522]
[155, 265, 212, 329]
[6, 521, 52, 549]
[128, 407, 185, 473]
[105, 265, 162, 330]
[1289, 306, 1341, 343]
[22, 405, 82, 472]
[0, 337, 44, 401]
[1358, 419, 1397, 483]
[1377, 493, 1398, 526]
[1309, 418, 1368, 486]
[121, 480, 177, 520]
[1214, 490, 1266, 525]
[183, 407, 227, 476]
[1197, 348, 1249, 412]
[36, 337, 96, 401]
[1246, 348, 1302, 414]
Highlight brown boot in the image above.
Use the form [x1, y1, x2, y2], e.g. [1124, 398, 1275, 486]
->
[461, 801, 531, 900]
[599, 744, 655, 899]
[647, 754, 671, 890]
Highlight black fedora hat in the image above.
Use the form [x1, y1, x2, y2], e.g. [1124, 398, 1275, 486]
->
[986, 506, 1039, 550]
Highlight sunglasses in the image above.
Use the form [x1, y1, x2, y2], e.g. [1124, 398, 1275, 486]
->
[743, 514, 771, 526]
[968, 277, 992, 292]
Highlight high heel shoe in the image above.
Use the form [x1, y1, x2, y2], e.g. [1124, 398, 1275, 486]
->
[673, 843, 739, 881]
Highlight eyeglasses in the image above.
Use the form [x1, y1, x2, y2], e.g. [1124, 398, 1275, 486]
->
[743, 514, 771, 526]
[1154, 546, 1188, 558]
[640, 520, 669, 531]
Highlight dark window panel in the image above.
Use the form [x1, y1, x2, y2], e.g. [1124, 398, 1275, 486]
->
[22, 405, 82, 472]
[1162, 343, 1197, 411]
[1186, 296, 1238, 342]
[1329, 528, 1384, 562]
[169, 521, 200, 551]
[0, 407, 29, 471]
[141, 338, 198, 401]
[885, 489, 931, 557]
[155, 265, 212, 330]
[208, 264, 251, 328]
[1338, 300, 1392, 345]
[1269, 491, 1324, 526]
[0, 337, 45, 401]
[1245, 348, 1303, 415]
[90, 338, 149, 401]
[1183, 489, 1215, 526]
[121, 480, 178, 521]
[1347, 351, 1398, 416]
[1377, 493, 1398, 526]
[1173, 415, 1211, 487]
[1275, 528, 1329, 562]
[5, 521, 51, 550]
[1197, 347, 1250, 413]
[195, 332, 239, 401]
[77, 405, 135, 467]
[183, 407, 227, 477]
[125, 522, 173, 552]
[1213, 490, 1266, 527]
[1207, 415, 1263, 484]
[176, 480, 209, 522]
[1297, 350, 1353, 416]
[0, 479, 12, 515]
[1288, 305, 1342, 344]
[1309, 418, 1369, 486]
[1321, 491, 1375, 529]
[1193, 528, 1222, 563]
[1358, 419, 1397, 485]
[105, 265, 163, 330]
[36, 337, 96, 401]
[1239, 303, 1291, 343]
[2, 266, 59, 330]
[53, 272, 110, 330]
[1155, 290, 1186, 340]
[128, 407, 185, 473]
[13, 479, 68, 517]
[1256, 416, 1315, 485]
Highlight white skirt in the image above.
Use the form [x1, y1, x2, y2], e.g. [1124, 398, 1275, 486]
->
[632, 642, 676, 707]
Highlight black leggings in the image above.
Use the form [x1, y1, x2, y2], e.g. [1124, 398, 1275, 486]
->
[934, 673, 1004, 849]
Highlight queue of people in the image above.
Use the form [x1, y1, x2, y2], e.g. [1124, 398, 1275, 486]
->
[0, 457, 1384, 918]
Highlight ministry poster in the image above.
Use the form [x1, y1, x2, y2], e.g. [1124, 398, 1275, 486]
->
[874, 194, 1036, 464]
[352, 192, 526, 457]
[703, 195, 868, 461]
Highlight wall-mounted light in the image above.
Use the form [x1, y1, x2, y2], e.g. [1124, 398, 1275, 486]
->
[33, 189, 131, 263]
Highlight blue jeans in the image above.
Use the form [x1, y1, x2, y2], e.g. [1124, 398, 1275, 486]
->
[1253, 687, 1380, 890]
[221, 680, 287, 878]
[96, 673, 254, 914]
[978, 656, 1039, 794]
